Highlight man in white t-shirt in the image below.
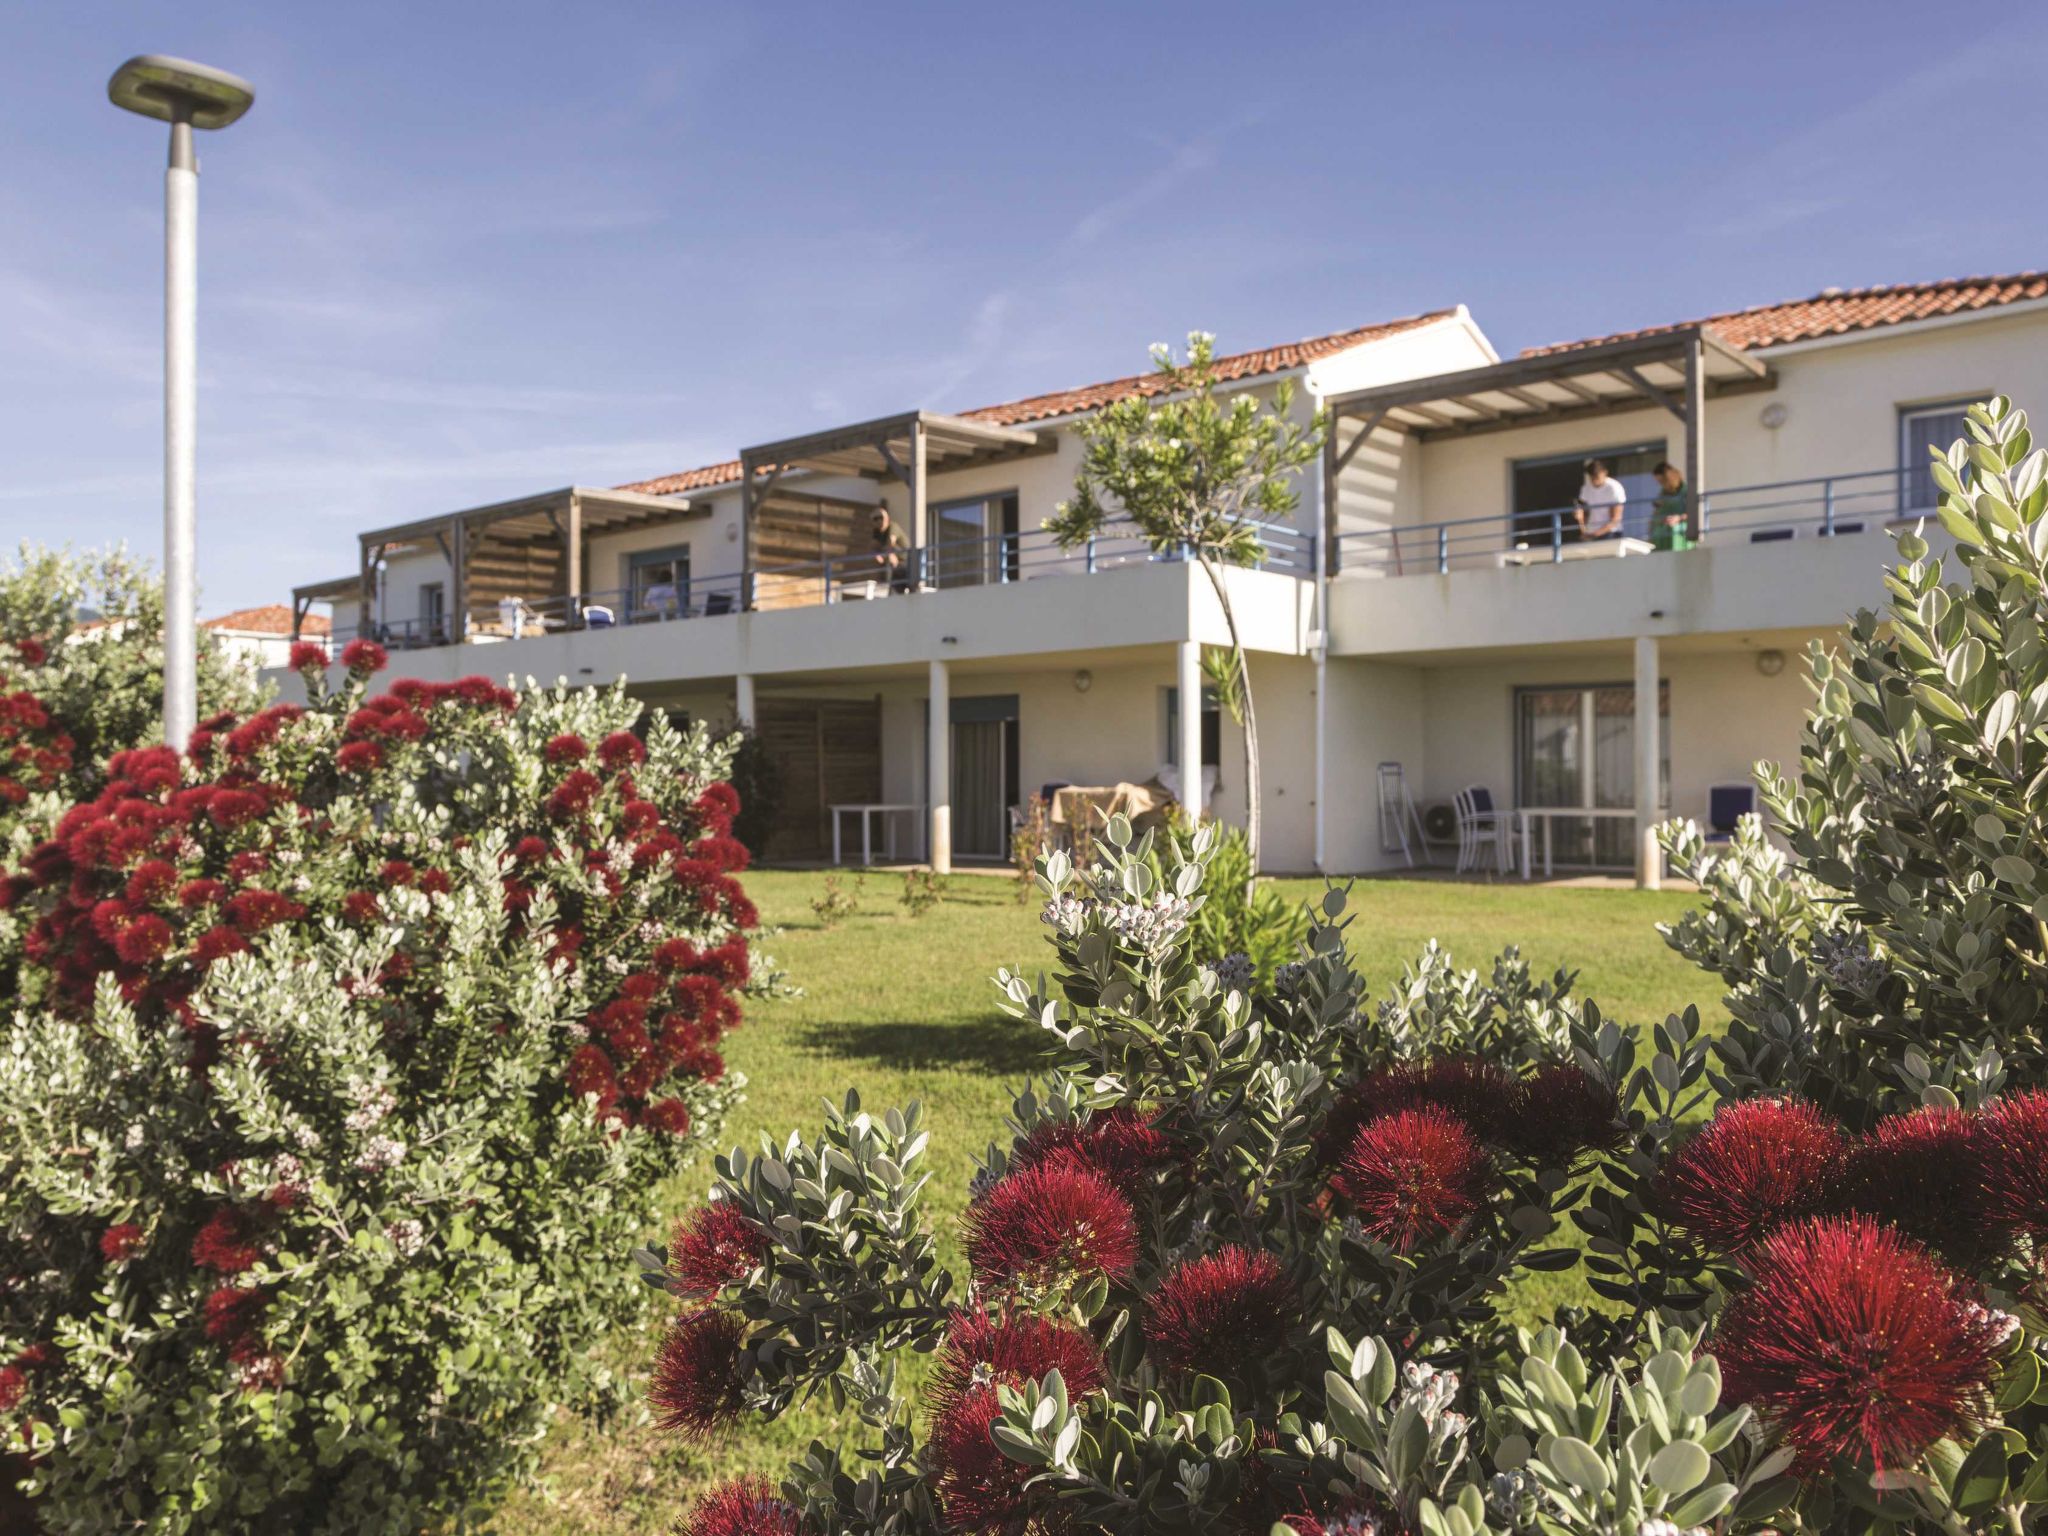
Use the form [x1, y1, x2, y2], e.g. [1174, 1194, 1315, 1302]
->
[1574, 458, 1626, 540]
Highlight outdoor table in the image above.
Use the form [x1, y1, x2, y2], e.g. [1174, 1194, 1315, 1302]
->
[1517, 805, 1642, 879]
[1499, 536, 1653, 566]
[829, 802, 922, 866]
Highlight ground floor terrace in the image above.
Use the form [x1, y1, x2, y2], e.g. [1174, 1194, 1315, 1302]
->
[517, 623, 1823, 885]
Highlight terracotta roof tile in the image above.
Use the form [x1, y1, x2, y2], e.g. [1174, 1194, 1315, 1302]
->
[1523, 271, 2048, 357]
[619, 310, 1453, 497]
[203, 603, 329, 636]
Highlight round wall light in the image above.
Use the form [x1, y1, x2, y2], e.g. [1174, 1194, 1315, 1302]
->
[1073, 669, 1093, 693]
[1756, 648, 1786, 677]
[1760, 402, 1790, 430]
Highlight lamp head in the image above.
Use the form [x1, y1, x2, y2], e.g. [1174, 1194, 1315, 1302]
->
[108, 55, 254, 129]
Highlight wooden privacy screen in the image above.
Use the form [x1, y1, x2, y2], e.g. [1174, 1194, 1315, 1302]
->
[463, 530, 566, 625]
[757, 696, 885, 861]
[749, 492, 877, 611]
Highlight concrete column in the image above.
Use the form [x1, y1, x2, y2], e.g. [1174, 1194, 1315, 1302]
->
[734, 672, 756, 729]
[1634, 634, 1661, 890]
[928, 658, 951, 873]
[1177, 638, 1203, 818]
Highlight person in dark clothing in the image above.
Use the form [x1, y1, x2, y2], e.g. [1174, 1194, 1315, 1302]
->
[868, 506, 912, 592]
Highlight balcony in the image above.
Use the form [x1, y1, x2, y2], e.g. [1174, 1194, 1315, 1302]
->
[1323, 466, 1927, 660]
[1333, 467, 1921, 578]
[315, 517, 1319, 652]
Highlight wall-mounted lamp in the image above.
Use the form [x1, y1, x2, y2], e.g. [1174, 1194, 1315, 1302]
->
[1755, 648, 1786, 677]
[725, 523, 739, 542]
[1073, 669, 1093, 693]
[1760, 402, 1789, 430]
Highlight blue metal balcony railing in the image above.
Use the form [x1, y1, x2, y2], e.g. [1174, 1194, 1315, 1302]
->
[1334, 467, 1925, 578]
[319, 515, 1318, 651]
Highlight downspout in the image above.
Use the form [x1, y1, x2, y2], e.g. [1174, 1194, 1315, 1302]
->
[1313, 387, 1334, 876]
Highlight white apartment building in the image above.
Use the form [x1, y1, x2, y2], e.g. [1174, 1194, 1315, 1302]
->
[273, 272, 2048, 884]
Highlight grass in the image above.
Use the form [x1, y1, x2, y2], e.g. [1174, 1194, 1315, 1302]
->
[489, 868, 1726, 1534]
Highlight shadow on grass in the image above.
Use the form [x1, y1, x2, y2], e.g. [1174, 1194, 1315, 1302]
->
[793, 1014, 1046, 1075]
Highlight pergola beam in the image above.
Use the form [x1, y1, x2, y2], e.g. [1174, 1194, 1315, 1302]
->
[1324, 324, 1775, 443]
[1613, 364, 1686, 423]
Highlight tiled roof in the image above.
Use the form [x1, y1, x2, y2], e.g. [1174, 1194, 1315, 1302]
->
[1523, 271, 2048, 357]
[204, 603, 329, 636]
[620, 310, 1454, 497]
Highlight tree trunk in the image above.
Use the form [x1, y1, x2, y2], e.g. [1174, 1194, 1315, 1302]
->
[1196, 553, 1259, 873]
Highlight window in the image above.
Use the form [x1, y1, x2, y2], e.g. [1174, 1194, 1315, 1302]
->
[1514, 681, 1669, 869]
[628, 545, 691, 617]
[1510, 441, 1666, 545]
[1162, 686, 1222, 770]
[1899, 400, 1976, 511]
[930, 493, 1020, 588]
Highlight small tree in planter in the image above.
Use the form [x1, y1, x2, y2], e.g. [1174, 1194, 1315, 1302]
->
[1046, 334, 1323, 870]
[0, 644, 762, 1532]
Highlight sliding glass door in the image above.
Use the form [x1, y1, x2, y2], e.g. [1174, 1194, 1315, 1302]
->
[931, 493, 1020, 589]
[1514, 682, 1668, 868]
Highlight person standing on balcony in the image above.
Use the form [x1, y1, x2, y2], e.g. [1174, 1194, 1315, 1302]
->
[867, 506, 912, 594]
[1573, 458, 1626, 540]
[1649, 462, 1695, 552]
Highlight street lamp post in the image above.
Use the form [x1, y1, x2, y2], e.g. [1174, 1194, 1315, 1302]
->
[107, 55, 254, 750]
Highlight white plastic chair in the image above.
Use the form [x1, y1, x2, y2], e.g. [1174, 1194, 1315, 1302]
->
[582, 605, 615, 629]
[1454, 786, 1517, 875]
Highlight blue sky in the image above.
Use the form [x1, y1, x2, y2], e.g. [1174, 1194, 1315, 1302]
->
[4, 1, 2047, 613]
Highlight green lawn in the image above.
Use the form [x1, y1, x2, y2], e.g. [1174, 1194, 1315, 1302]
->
[490, 869, 1726, 1535]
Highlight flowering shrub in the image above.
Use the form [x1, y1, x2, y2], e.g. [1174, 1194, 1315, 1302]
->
[645, 807, 2048, 1534]
[0, 545, 259, 819]
[0, 649, 763, 1531]
[637, 819, 1760, 1535]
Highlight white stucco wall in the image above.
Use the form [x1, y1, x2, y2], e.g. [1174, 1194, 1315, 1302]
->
[1392, 307, 2048, 532]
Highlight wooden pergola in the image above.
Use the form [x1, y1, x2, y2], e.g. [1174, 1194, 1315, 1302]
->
[290, 572, 364, 641]
[1321, 324, 1775, 557]
[737, 411, 1049, 604]
[350, 485, 705, 638]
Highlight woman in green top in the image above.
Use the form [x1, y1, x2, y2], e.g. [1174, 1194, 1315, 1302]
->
[1650, 462, 1694, 551]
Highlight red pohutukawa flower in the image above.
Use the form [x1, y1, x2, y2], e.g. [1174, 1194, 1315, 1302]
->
[1505, 1062, 1627, 1167]
[338, 638, 387, 674]
[650, 1308, 751, 1437]
[1658, 1097, 1846, 1254]
[679, 1476, 806, 1536]
[598, 730, 647, 770]
[1317, 1056, 1520, 1168]
[202, 1285, 271, 1362]
[644, 1097, 693, 1137]
[962, 1161, 1138, 1290]
[1333, 1106, 1493, 1252]
[1009, 1105, 1177, 1201]
[928, 1384, 1032, 1534]
[1983, 1089, 2048, 1239]
[99, 1222, 145, 1263]
[929, 1309, 1104, 1419]
[1144, 1244, 1297, 1376]
[669, 1202, 769, 1298]
[543, 733, 589, 766]
[1715, 1215, 2000, 1471]
[1845, 1105, 2003, 1271]
[191, 1206, 266, 1274]
[287, 640, 328, 671]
